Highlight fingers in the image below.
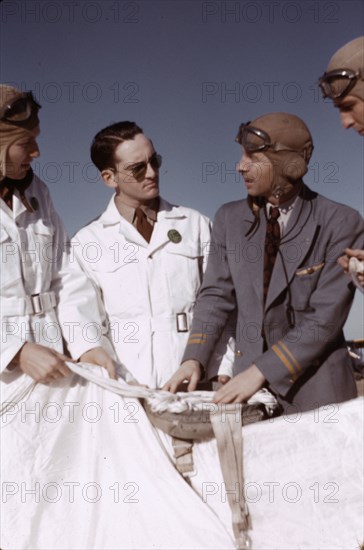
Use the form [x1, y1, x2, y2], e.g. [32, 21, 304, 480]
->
[17, 343, 72, 383]
[162, 375, 180, 393]
[217, 375, 231, 385]
[344, 248, 364, 261]
[213, 366, 265, 404]
[162, 370, 189, 393]
[187, 370, 200, 392]
[213, 385, 231, 404]
[337, 255, 349, 272]
[56, 362, 72, 378]
[79, 347, 117, 379]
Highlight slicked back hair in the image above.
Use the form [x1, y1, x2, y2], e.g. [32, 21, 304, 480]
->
[90, 121, 143, 171]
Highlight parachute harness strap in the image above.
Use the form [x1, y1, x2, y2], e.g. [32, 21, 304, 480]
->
[210, 404, 252, 550]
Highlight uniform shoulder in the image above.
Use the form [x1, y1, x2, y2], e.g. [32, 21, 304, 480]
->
[215, 199, 247, 217]
[160, 198, 211, 225]
[313, 191, 363, 220]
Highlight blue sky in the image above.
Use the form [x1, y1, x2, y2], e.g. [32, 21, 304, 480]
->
[2, 0, 363, 338]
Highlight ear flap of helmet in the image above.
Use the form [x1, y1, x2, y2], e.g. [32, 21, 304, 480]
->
[281, 152, 308, 181]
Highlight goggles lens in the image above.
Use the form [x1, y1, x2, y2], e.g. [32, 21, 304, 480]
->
[236, 124, 273, 152]
[319, 69, 359, 99]
[0, 92, 41, 125]
[127, 153, 162, 181]
[235, 122, 310, 159]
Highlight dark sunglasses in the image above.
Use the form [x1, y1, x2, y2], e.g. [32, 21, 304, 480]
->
[122, 152, 162, 181]
[0, 91, 41, 126]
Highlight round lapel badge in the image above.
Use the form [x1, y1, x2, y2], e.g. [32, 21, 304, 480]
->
[30, 197, 39, 211]
[167, 229, 182, 244]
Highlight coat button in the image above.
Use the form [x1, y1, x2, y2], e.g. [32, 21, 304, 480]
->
[235, 350, 243, 357]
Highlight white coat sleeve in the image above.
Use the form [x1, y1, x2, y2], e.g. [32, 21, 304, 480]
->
[57, 236, 137, 383]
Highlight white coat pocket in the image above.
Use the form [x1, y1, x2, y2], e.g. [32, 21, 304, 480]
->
[86, 257, 145, 316]
[164, 243, 203, 298]
[31, 219, 56, 286]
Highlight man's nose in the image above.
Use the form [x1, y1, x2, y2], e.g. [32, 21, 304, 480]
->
[145, 159, 157, 178]
[30, 141, 40, 158]
[237, 152, 251, 172]
[340, 110, 354, 129]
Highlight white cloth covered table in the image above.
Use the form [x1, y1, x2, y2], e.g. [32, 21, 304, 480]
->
[1, 363, 363, 549]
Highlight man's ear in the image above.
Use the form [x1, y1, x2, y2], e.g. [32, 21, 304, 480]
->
[101, 168, 118, 189]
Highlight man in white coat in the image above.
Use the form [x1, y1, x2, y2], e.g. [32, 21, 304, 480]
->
[70, 121, 232, 388]
[0, 85, 117, 391]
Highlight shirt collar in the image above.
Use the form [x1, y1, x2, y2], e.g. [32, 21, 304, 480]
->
[100, 195, 160, 226]
[266, 193, 299, 216]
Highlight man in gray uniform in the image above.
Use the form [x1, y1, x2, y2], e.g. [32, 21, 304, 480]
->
[319, 36, 364, 288]
[164, 112, 364, 413]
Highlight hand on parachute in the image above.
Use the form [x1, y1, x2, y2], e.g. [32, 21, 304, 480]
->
[213, 364, 265, 404]
[162, 359, 203, 393]
[13, 342, 72, 383]
[80, 346, 117, 379]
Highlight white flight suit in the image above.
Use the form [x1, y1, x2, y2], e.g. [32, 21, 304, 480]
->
[71, 196, 233, 388]
[0, 175, 110, 388]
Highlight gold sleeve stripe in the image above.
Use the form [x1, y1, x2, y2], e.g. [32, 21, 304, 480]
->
[278, 341, 302, 372]
[188, 338, 207, 345]
[189, 333, 207, 338]
[272, 344, 297, 379]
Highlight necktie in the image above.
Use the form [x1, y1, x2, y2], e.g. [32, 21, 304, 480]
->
[263, 207, 281, 302]
[135, 207, 153, 243]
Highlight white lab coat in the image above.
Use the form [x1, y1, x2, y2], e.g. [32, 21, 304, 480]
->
[0, 175, 66, 373]
[0, 175, 110, 393]
[71, 196, 232, 387]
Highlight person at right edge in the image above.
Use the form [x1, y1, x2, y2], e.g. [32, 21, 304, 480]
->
[319, 36, 364, 290]
[164, 112, 364, 413]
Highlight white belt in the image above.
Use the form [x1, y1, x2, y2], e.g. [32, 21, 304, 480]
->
[150, 312, 192, 333]
[1, 291, 56, 317]
[114, 312, 193, 333]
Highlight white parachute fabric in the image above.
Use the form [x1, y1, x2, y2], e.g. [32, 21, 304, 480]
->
[0, 365, 235, 550]
[191, 397, 364, 549]
[1, 362, 363, 549]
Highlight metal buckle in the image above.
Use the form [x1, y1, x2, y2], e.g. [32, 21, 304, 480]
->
[30, 292, 55, 315]
[176, 312, 188, 333]
[30, 294, 42, 315]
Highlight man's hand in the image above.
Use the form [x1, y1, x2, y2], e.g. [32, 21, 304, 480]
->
[80, 347, 117, 379]
[212, 375, 231, 385]
[213, 364, 265, 404]
[162, 360, 203, 393]
[13, 342, 72, 383]
[338, 248, 364, 287]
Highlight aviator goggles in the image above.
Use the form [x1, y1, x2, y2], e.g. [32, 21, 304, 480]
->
[236, 123, 299, 154]
[0, 91, 41, 127]
[318, 68, 363, 99]
[119, 152, 162, 181]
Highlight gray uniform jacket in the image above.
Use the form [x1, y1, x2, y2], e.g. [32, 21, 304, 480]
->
[183, 185, 364, 412]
